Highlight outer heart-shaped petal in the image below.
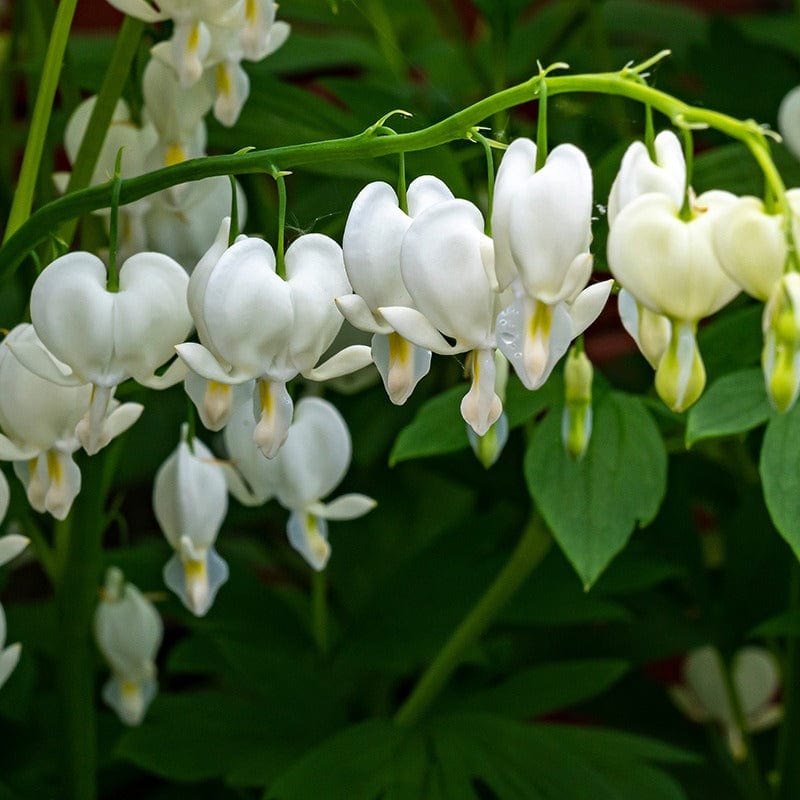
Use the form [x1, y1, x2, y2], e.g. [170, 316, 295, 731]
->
[507, 144, 593, 304]
[608, 191, 740, 321]
[271, 397, 351, 511]
[31, 252, 192, 386]
[201, 237, 294, 379]
[31, 252, 118, 384]
[114, 253, 194, 382]
[285, 234, 351, 374]
[153, 435, 228, 554]
[0, 325, 91, 450]
[607, 131, 685, 224]
[400, 199, 495, 349]
[492, 137, 537, 291]
[779, 85, 800, 162]
[712, 192, 800, 302]
[343, 177, 453, 313]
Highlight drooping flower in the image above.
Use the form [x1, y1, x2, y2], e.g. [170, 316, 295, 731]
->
[176, 233, 371, 458]
[491, 139, 612, 390]
[0, 532, 28, 692]
[153, 426, 229, 616]
[224, 397, 375, 570]
[0, 325, 142, 518]
[712, 191, 800, 302]
[379, 198, 506, 436]
[669, 645, 781, 761]
[94, 567, 163, 726]
[608, 189, 740, 412]
[16, 251, 192, 455]
[762, 272, 800, 412]
[339, 177, 455, 405]
[779, 85, 800, 162]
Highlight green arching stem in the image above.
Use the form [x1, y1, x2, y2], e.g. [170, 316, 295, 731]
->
[273, 169, 288, 279]
[2, 0, 79, 243]
[535, 73, 548, 171]
[58, 17, 145, 248]
[397, 151, 407, 214]
[679, 126, 694, 221]
[228, 175, 240, 246]
[394, 516, 551, 727]
[106, 149, 124, 292]
[2, 52, 793, 275]
[470, 130, 495, 235]
[777, 563, 800, 800]
[644, 104, 656, 161]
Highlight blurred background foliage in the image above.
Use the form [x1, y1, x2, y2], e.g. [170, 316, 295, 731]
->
[1, 1, 800, 798]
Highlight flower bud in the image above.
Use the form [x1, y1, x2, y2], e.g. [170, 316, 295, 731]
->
[561, 347, 593, 460]
[762, 272, 800, 412]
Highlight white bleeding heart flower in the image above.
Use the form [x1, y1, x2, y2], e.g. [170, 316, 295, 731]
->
[153, 426, 229, 617]
[713, 191, 800, 302]
[617, 289, 671, 370]
[491, 139, 612, 391]
[0, 533, 28, 692]
[176, 232, 371, 458]
[608, 190, 740, 411]
[379, 198, 504, 436]
[669, 645, 782, 761]
[108, 0, 244, 88]
[20, 251, 192, 455]
[0, 325, 142, 517]
[339, 177, 454, 404]
[223, 397, 375, 571]
[94, 567, 163, 726]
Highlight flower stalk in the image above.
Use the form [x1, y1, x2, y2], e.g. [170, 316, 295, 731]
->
[394, 515, 551, 727]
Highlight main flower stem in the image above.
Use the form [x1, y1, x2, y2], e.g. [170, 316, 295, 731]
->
[1, 54, 787, 276]
[2, 0, 79, 243]
[394, 516, 551, 727]
[55, 452, 110, 800]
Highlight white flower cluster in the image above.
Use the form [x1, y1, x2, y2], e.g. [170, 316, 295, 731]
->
[106, 0, 289, 126]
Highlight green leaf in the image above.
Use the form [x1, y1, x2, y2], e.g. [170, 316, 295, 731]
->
[697, 304, 762, 382]
[525, 391, 667, 588]
[389, 386, 469, 464]
[456, 659, 630, 719]
[686, 368, 772, 446]
[751, 609, 800, 638]
[265, 714, 694, 800]
[761, 401, 800, 560]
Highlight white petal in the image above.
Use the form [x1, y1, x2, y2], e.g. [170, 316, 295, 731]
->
[0, 534, 29, 567]
[492, 137, 537, 291]
[371, 333, 431, 405]
[568, 279, 613, 336]
[286, 511, 330, 571]
[303, 345, 374, 381]
[101, 674, 158, 726]
[105, 0, 167, 22]
[508, 144, 593, 302]
[335, 294, 389, 335]
[0, 643, 21, 690]
[40, 450, 82, 521]
[460, 348, 502, 436]
[98, 401, 144, 446]
[400, 199, 495, 347]
[253, 380, 294, 459]
[378, 306, 464, 355]
[779, 85, 800, 162]
[618, 289, 671, 369]
[496, 295, 573, 390]
[222, 401, 278, 505]
[733, 647, 781, 721]
[176, 343, 242, 384]
[185, 372, 253, 431]
[163, 545, 229, 617]
[684, 646, 734, 725]
[3, 337, 80, 386]
[286, 234, 350, 374]
[308, 493, 377, 520]
[212, 61, 249, 127]
[271, 397, 350, 510]
[406, 175, 456, 218]
[0, 434, 39, 461]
